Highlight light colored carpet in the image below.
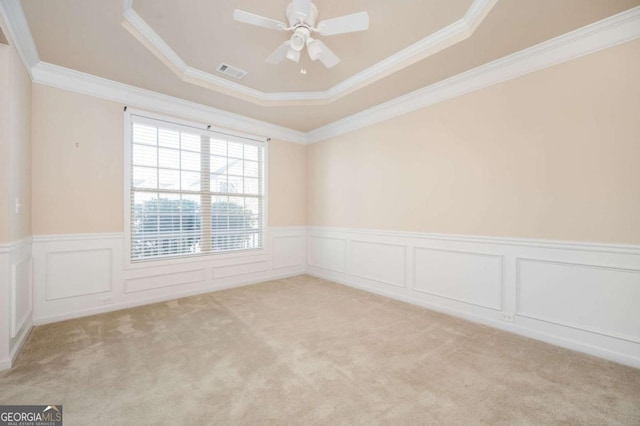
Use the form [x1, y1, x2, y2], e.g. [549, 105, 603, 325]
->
[1, 275, 639, 425]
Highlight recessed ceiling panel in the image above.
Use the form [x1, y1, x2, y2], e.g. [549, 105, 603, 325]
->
[132, 0, 473, 93]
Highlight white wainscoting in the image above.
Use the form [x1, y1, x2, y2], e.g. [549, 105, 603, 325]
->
[31, 227, 306, 325]
[0, 238, 33, 370]
[12, 225, 640, 370]
[306, 227, 640, 368]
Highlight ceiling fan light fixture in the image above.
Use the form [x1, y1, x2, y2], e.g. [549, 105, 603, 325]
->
[286, 47, 301, 63]
[290, 27, 309, 51]
[307, 39, 322, 61]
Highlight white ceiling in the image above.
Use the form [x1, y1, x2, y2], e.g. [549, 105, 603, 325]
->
[18, 0, 640, 131]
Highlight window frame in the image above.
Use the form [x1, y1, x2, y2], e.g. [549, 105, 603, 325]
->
[123, 108, 269, 269]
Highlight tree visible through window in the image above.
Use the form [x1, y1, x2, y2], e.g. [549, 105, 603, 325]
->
[128, 113, 265, 262]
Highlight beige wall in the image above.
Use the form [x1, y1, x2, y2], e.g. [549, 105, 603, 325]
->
[307, 40, 640, 245]
[29, 39, 640, 244]
[31, 85, 124, 235]
[31, 85, 306, 235]
[0, 21, 31, 243]
[268, 140, 306, 227]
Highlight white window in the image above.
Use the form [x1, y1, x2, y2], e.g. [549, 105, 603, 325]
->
[125, 111, 266, 263]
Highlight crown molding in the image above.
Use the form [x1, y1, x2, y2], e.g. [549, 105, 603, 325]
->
[121, 0, 497, 106]
[0, 0, 306, 144]
[306, 5, 640, 144]
[30, 62, 307, 144]
[0, 0, 39, 76]
[324, 0, 497, 101]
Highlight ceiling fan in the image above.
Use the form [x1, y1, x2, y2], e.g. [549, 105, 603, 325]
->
[233, 0, 370, 68]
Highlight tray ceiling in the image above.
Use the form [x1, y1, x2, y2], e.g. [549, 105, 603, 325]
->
[132, 0, 474, 93]
[19, 0, 640, 131]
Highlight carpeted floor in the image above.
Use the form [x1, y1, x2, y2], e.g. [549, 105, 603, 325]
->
[1, 275, 639, 425]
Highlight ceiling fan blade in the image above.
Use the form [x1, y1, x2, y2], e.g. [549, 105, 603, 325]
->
[315, 41, 340, 68]
[292, 0, 312, 20]
[233, 10, 287, 31]
[266, 41, 291, 64]
[317, 12, 370, 36]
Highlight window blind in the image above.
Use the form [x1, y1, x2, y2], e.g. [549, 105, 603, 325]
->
[128, 113, 265, 262]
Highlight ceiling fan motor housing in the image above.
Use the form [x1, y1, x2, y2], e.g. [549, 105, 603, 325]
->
[286, 2, 318, 27]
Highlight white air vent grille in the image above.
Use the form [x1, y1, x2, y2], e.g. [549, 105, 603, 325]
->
[216, 63, 247, 80]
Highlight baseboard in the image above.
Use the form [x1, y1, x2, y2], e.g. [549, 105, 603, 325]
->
[0, 358, 9, 370]
[9, 321, 32, 366]
[0, 320, 32, 371]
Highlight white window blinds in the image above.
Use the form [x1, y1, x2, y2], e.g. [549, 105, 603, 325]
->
[128, 113, 265, 262]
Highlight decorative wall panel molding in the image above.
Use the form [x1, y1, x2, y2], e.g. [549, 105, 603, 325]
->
[305, 227, 640, 368]
[516, 258, 640, 344]
[45, 249, 112, 300]
[307, 236, 347, 273]
[10, 254, 32, 338]
[272, 235, 304, 270]
[0, 238, 33, 370]
[10, 225, 640, 370]
[213, 261, 269, 280]
[124, 268, 206, 294]
[31, 228, 306, 325]
[350, 240, 406, 288]
[413, 247, 503, 311]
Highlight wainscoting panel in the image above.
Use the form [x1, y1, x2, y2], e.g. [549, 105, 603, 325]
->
[306, 227, 640, 368]
[46, 249, 112, 300]
[517, 259, 640, 343]
[413, 248, 502, 310]
[11, 255, 32, 338]
[308, 236, 347, 273]
[31, 228, 306, 325]
[125, 268, 206, 294]
[0, 238, 34, 370]
[213, 261, 269, 279]
[272, 235, 303, 270]
[350, 240, 406, 288]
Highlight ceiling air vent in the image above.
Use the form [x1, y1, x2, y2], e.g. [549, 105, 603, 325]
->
[216, 63, 247, 80]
